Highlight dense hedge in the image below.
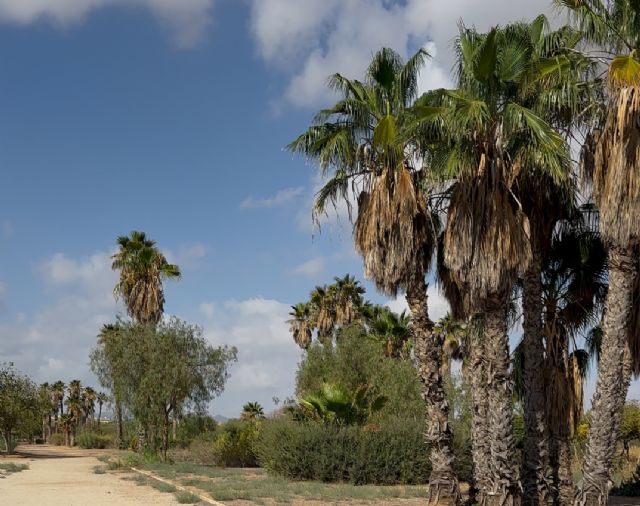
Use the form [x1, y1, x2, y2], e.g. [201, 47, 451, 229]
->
[76, 431, 113, 449]
[254, 418, 431, 485]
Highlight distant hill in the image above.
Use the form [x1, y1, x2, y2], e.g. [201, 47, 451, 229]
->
[213, 414, 230, 423]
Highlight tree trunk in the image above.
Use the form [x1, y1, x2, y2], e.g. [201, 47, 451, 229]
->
[172, 416, 177, 442]
[468, 317, 491, 504]
[484, 293, 521, 506]
[522, 250, 550, 506]
[4, 430, 12, 455]
[115, 398, 124, 449]
[162, 411, 170, 462]
[575, 246, 637, 506]
[406, 278, 461, 506]
[97, 404, 102, 428]
[549, 435, 574, 506]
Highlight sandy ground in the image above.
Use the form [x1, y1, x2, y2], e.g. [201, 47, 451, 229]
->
[0, 445, 183, 505]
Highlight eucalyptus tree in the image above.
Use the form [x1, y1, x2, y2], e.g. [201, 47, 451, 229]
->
[556, 2, 640, 503]
[288, 48, 460, 503]
[111, 231, 181, 324]
[424, 23, 572, 505]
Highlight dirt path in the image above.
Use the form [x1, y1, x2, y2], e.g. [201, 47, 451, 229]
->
[0, 445, 182, 505]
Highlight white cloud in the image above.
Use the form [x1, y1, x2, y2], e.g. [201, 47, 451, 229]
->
[386, 283, 450, 321]
[201, 297, 302, 416]
[251, 0, 555, 107]
[199, 301, 215, 320]
[241, 187, 305, 209]
[0, 0, 215, 48]
[291, 257, 324, 278]
[0, 250, 122, 387]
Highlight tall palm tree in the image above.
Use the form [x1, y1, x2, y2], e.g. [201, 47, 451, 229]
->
[51, 381, 65, 420]
[541, 224, 607, 505]
[111, 231, 181, 324]
[332, 274, 365, 326]
[64, 395, 82, 446]
[82, 387, 97, 428]
[96, 392, 108, 428]
[309, 285, 336, 344]
[289, 48, 460, 503]
[363, 304, 411, 359]
[287, 303, 314, 350]
[557, 2, 640, 503]
[68, 380, 82, 399]
[426, 23, 572, 504]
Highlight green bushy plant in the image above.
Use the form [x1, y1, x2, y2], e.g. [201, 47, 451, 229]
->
[255, 417, 431, 485]
[210, 420, 260, 467]
[76, 431, 113, 449]
[49, 433, 65, 446]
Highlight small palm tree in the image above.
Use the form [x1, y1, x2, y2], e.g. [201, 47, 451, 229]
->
[241, 402, 265, 421]
[96, 392, 108, 428]
[57, 414, 74, 447]
[363, 305, 411, 359]
[298, 383, 387, 425]
[112, 231, 181, 324]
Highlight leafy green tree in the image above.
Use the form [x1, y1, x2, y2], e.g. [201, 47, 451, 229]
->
[557, 2, 640, 503]
[91, 318, 237, 460]
[111, 230, 181, 324]
[0, 363, 42, 454]
[288, 47, 459, 502]
[619, 401, 640, 458]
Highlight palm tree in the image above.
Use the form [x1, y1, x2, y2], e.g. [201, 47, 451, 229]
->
[309, 285, 336, 344]
[64, 395, 82, 446]
[241, 402, 265, 421]
[288, 48, 460, 503]
[38, 382, 52, 441]
[287, 303, 314, 350]
[332, 274, 365, 326]
[57, 414, 74, 447]
[82, 387, 97, 428]
[433, 314, 466, 379]
[96, 392, 108, 428]
[111, 230, 181, 324]
[426, 23, 572, 504]
[51, 381, 65, 420]
[363, 304, 411, 359]
[557, 2, 640, 503]
[68, 379, 82, 399]
[541, 224, 607, 505]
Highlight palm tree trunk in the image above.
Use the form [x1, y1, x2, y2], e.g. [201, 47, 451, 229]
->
[406, 278, 461, 506]
[549, 435, 574, 506]
[575, 246, 637, 506]
[468, 318, 491, 504]
[484, 293, 521, 506]
[522, 250, 550, 506]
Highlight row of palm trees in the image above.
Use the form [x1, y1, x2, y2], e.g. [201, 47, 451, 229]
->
[289, 2, 640, 504]
[38, 380, 108, 445]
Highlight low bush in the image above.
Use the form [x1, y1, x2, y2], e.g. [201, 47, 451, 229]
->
[255, 417, 431, 485]
[76, 431, 113, 449]
[49, 433, 65, 446]
[181, 420, 259, 467]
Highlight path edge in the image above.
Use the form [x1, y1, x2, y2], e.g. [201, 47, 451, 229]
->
[130, 466, 226, 506]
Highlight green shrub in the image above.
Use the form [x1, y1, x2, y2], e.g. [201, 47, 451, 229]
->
[175, 491, 200, 503]
[49, 433, 65, 446]
[76, 431, 113, 449]
[174, 414, 217, 448]
[210, 420, 260, 467]
[255, 417, 431, 485]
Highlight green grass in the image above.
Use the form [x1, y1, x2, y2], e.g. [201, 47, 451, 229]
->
[0, 462, 29, 474]
[149, 480, 177, 493]
[174, 491, 200, 504]
[136, 462, 429, 504]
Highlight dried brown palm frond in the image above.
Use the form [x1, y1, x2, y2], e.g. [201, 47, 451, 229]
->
[567, 354, 584, 436]
[354, 165, 435, 296]
[335, 300, 358, 326]
[316, 306, 335, 338]
[435, 233, 468, 320]
[589, 85, 640, 247]
[444, 168, 532, 308]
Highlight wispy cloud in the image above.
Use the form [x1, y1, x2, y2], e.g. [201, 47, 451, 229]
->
[0, 0, 215, 48]
[291, 257, 324, 278]
[241, 187, 305, 209]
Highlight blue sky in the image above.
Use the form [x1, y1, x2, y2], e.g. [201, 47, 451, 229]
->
[0, 0, 626, 417]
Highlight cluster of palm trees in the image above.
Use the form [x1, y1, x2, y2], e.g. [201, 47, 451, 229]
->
[289, 3, 640, 505]
[288, 275, 418, 359]
[38, 380, 108, 446]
